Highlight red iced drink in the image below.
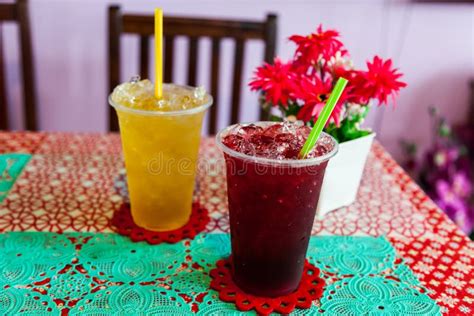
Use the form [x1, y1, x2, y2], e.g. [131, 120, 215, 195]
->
[216, 122, 337, 297]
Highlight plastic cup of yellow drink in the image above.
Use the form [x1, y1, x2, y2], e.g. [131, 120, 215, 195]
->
[109, 79, 212, 231]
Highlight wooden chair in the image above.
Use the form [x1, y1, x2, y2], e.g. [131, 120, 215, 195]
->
[0, 0, 37, 131]
[108, 5, 277, 133]
[470, 80, 474, 127]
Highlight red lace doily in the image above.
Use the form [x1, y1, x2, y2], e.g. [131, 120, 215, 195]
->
[111, 202, 210, 244]
[210, 258, 325, 315]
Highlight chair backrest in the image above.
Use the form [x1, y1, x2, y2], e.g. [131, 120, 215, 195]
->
[0, 0, 37, 131]
[470, 80, 474, 127]
[108, 5, 277, 133]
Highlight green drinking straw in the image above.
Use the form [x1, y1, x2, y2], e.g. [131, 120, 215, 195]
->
[299, 77, 348, 159]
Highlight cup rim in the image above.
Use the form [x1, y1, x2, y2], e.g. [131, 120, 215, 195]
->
[215, 122, 339, 166]
[109, 83, 213, 117]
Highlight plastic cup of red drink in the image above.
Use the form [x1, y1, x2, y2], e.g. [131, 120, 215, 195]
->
[216, 121, 338, 297]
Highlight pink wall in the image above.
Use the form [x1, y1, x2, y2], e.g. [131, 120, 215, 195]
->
[3, 0, 474, 161]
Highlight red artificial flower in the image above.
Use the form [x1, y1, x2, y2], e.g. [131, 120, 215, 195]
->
[295, 76, 346, 125]
[289, 25, 347, 66]
[341, 70, 370, 104]
[249, 58, 297, 107]
[355, 56, 407, 105]
[330, 62, 354, 81]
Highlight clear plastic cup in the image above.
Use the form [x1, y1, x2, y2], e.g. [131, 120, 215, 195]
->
[110, 83, 212, 231]
[216, 122, 338, 297]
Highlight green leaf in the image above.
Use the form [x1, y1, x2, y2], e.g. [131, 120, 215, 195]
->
[269, 115, 283, 122]
[324, 116, 372, 143]
[285, 103, 301, 116]
[400, 140, 418, 156]
[439, 123, 451, 138]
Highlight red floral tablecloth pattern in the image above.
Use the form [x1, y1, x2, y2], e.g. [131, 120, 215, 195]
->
[0, 131, 473, 315]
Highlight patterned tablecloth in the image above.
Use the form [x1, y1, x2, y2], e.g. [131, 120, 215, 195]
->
[0, 131, 473, 315]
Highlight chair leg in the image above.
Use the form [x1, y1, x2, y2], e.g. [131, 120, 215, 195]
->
[17, 0, 38, 131]
[0, 25, 8, 130]
[108, 5, 122, 132]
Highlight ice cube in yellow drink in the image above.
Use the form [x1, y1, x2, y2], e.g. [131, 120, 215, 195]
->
[110, 80, 212, 231]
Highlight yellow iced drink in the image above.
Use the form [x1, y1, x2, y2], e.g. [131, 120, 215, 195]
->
[110, 79, 212, 231]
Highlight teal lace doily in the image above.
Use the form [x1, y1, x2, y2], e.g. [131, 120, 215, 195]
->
[320, 276, 439, 315]
[0, 233, 440, 315]
[0, 154, 31, 203]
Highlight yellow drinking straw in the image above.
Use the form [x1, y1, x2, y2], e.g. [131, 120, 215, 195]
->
[155, 8, 163, 99]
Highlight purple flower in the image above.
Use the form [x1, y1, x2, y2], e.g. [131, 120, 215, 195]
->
[435, 178, 473, 234]
[435, 180, 465, 210]
[405, 107, 474, 235]
[433, 147, 459, 169]
[452, 172, 472, 199]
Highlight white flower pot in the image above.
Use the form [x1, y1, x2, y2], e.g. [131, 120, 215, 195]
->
[316, 133, 376, 218]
